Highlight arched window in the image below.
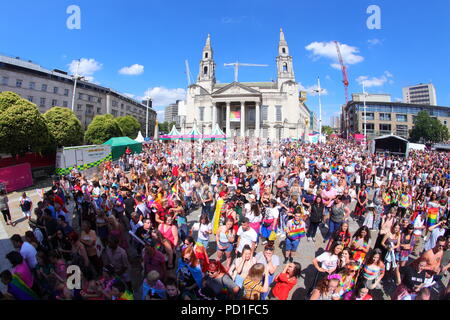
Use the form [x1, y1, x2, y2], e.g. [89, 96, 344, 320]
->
[283, 63, 288, 72]
[203, 66, 208, 75]
[282, 48, 286, 54]
[205, 52, 208, 59]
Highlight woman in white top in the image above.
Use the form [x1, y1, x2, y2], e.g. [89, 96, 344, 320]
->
[191, 214, 212, 249]
[309, 243, 344, 293]
[245, 203, 263, 237]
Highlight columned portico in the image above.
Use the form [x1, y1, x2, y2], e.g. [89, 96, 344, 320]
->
[212, 104, 217, 128]
[226, 102, 231, 138]
[255, 102, 260, 139]
[240, 101, 245, 137]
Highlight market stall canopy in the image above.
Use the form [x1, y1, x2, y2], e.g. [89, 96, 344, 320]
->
[182, 122, 202, 139]
[103, 137, 142, 160]
[135, 131, 145, 143]
[408, 143, 425, 151]
[160, 125, 183, 140]
[202, 123, 227, 140]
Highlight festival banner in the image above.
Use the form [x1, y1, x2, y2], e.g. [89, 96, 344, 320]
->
[230, 110, 241, 122]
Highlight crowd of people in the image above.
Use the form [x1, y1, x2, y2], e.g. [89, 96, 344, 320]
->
[0, 137, 449, 300]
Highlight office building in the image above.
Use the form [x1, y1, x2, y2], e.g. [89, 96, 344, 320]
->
[342, 99, 450, 139]
[164, 102, 179, 123]
[403, 83, 437, 105]
[0, 55, 157, 132]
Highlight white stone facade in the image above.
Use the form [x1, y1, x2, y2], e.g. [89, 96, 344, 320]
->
[180, 30, 310, 140]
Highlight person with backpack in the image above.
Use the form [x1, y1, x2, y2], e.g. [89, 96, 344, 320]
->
[19, 192, 33, 221]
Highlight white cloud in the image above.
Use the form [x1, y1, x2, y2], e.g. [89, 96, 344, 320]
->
[141, 87, 186, 107]
[299, 83, 329, 96]
[119, 64, 144, 75]
[356, 71, 394, 88]
[325, 75, 332, 80]
[305, 41, 364, 69]
[68, 58, 102, 82]
[368, 38, 383, 46]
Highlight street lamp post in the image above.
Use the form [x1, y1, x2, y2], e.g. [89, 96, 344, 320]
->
[71, 60, 80, 112]
[314, 77, 324, 140]
[363, 81, 367, 149]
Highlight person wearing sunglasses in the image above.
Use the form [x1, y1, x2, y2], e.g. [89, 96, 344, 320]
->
[336, 261, 359, 298]
[203, 260, 239, 300]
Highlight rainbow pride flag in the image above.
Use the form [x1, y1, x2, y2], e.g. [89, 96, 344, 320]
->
[427, 207, 439, 228]
[118, 290, 134, 300]
[330, 163, 337, 172]
[286, 221, 306, 240]
[8, 274, 39, 300]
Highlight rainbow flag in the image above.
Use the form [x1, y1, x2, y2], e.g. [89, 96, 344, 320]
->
[118, 290, 134, 300]
[330, 163, 337, 172]
[8, 274, 39, 300]
[427, 207, 439, 227]
[286, 221, 306, 240]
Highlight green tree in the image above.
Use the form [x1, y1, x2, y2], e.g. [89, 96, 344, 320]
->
[44, 107, 84, 147]
[322, 125, 334, 136]
[84, 114, 123, 145]
[159, 121, 176, 134]
[409, 110, 449, 143]
[115, 115, 141, 139]
[0, 97, 51, 157]
[0, 91, 22, 113]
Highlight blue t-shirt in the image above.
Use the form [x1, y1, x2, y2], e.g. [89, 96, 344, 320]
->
[47, 205, 56, 219]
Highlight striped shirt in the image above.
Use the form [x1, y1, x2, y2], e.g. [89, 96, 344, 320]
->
[362, 264, 384, 280]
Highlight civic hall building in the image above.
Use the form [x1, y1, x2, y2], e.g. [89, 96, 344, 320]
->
[180, 29, 311, 140]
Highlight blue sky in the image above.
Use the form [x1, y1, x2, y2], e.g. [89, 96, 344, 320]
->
[1, 0, 449, 123]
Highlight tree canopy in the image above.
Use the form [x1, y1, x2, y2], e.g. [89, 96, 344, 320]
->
[84, 114, 123, 145]
[322, 125, 334, 136]
[44, 107, 84, 147]
[0, 91, 22, 113]
[0, 94, 51, 157]
[409, 110, 449, 143]
[159, 121, 176, 134]
[115, 115, 141, 139]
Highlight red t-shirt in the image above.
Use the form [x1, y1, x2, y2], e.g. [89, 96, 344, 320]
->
[53, 194, 67, 213]
[272, 273, 297, 300]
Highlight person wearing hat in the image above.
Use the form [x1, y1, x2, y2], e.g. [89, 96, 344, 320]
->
[362, 202, 376, 230]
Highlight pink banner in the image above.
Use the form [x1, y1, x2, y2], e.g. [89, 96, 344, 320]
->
[0, 163, 33, 192]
